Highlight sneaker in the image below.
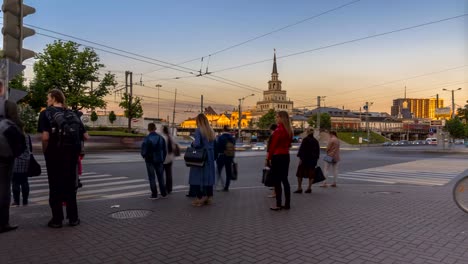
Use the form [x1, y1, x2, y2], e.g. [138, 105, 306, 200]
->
[47, 220, 62, 228]
[149, 195, 159, 200]
[69, 219, 80, 227]
[161, 195, 168, 199]
[0, 224, 18, 233]
[11, 202, 19, 207]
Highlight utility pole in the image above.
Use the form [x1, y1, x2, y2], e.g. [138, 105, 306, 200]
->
[155, 84, 162, 119]
[443, 88, 462, 119]
[172, 89, 177, 136]
[238, 98, 242, 141]
[316, 96, 321, 132]
[125, 71, 133, 133]
[364, 102, 373, 146]
[341, 105, 345, 131]
[238, 94, 254, 142]
[201, 95, 204, 114]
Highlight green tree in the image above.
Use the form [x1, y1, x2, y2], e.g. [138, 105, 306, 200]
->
[445, 117, 465, 139]
[119, 93, 143, 119]
[9, 73, 27, 91]
[30, 40, 117, 111]
[308, 113, 331, 130]
[108, 111, 116, 125]
[456, 104, 468, 123]
[257, 109, 276, 129]
[17, 104, 37, 134]
[90, 111, 98, 127]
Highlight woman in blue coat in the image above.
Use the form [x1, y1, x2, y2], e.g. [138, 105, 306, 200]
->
[189, 114, 216, 206]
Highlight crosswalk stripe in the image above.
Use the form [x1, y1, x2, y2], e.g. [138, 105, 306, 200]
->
[29, 177, 141, 195]
[29, 177, 135, 187]
[341, 172, 449, 184]
[340, 174, 443, 186]
[29, 174, 113, 183]
[29, 183, 151, 202]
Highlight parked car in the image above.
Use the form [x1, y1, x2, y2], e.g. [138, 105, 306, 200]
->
[382, 142, 392, 146]
[251, 143, 266, 151]
[235, 143, 250, 151]
[454, 139, 464, 145]
[426, 138, 437, 145]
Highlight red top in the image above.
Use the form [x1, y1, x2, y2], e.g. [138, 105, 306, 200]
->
[267, 123, 292, 160]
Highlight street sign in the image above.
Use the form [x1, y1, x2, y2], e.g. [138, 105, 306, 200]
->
[429, 127, 437, 133]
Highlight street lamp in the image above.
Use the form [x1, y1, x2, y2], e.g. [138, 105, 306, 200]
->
[155, 84, 162, 119]
[442, 88, 462, 119]
[238, 94, 255, 141]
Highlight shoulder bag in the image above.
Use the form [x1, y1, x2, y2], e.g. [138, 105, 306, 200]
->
[184, 147, 207, 167]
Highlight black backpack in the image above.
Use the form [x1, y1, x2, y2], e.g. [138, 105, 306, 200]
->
[47, 107, 82, 151]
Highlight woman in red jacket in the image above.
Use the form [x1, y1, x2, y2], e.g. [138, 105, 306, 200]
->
[267, 111, 293, 211]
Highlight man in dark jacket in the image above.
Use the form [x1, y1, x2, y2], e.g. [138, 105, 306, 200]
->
[141, 123, 167, 199]
[0, 81, 23, 233]
[294, 128, 320, 193]
[215, 125, 235, 191]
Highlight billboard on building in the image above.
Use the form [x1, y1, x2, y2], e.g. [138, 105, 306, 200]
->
[435, 107, 451, 118]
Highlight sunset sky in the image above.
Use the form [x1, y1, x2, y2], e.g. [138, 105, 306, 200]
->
[23, 0, 467, 121]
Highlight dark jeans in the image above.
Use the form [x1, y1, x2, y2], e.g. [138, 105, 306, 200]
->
[163, 162, 173, 194]
[192, 185, 214, 199]
[45, 150, 80, 224]
[272, 154, 291, 208]
[216, 155, 233, 190]
[0, 159, 13, 227]
[145, 161, 166, 197]
[12, 173, 29, 205]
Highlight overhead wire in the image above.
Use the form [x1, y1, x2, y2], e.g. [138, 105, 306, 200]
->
[211, 14, 468, 73]
[142, 0, 362, 74]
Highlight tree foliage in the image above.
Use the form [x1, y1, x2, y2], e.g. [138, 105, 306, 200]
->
[9, 73, 27, 91]
[308, 113, 331, 130]
[445, 117, 465, 139]
[119, 93, 143, 119]
[257, 109, 276, 129]
[108, 111, 116, 124]
[456, 104, 468, 123]
[90, 111, 98, 123]
[17, 104, 37, 134]
[30, 40, 116, 111]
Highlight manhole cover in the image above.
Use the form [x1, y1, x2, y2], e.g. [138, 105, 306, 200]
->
[365, 191, 401, 195]
[109, 210, 152, 219]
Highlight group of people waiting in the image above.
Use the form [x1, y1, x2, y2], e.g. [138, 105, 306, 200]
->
[1, 88, 88, 233]
[141, 110, 341, 211]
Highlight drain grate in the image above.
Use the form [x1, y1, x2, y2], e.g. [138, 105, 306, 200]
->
[365, 191, 401, 195]
[109, 209, 152, 219]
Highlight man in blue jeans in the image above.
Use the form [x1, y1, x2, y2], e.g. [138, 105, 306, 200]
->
[141, 123, 167, 199]
[215, 126, 236, 191]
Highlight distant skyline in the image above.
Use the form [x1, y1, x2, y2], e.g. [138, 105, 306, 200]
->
[22, 0, 467, 121]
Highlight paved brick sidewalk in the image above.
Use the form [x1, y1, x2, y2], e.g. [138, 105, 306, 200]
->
[1, 184, 468, 264]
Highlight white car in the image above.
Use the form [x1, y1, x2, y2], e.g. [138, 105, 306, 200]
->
[251, 143, 266, 151]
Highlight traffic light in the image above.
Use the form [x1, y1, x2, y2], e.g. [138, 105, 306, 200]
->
[2, 0, 35, 64]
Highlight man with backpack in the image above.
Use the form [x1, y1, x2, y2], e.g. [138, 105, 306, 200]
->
[38, 89, 86, 228]
[141, 123, 167, 199]
[215, 125, 236, 191]
[0, 81, 24, 233]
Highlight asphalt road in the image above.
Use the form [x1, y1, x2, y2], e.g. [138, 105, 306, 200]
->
[30, 148, 468, 205]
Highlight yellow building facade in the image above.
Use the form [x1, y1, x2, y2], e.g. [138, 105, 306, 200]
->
[180, 110, 253, 129]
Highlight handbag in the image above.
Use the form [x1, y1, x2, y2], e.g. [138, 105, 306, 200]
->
[28, 154, 41, 177]
[323, 155, 334, 163]
[27, 136, 41, 177]
[231, 161, 238, 180]
[262, 167, 274, 187]
[184, 147, 207, 167]
[313, 166, 325, 184]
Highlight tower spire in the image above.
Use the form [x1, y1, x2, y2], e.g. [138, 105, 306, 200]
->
[272, 49, 278, 74]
